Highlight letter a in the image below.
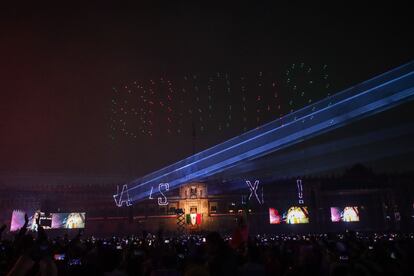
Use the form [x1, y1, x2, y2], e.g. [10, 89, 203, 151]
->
[113, 184, 132, 207]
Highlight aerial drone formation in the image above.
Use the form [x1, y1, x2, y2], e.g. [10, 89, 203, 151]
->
[109, 62, 331, 140]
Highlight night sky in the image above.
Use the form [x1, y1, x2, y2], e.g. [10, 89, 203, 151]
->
[1, 2, 412, 177]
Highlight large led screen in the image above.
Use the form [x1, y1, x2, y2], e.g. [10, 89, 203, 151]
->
[269, 206, 309, 224]
[10, 210, 51, 231]
[35, 212, 52, 229]
[330, 207, 359, 222]
[10, 210, 26, 232]
[11, 211, 86, 231]
[51, 213, 86, 229]
[269, 208, 282, 224]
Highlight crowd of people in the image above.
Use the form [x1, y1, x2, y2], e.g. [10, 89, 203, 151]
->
[0, 216, 413, 276]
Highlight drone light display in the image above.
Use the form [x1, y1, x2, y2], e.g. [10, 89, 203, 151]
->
[109, 63, 331, 140]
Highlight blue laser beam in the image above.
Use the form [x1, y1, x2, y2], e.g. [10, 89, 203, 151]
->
[209, 123, 414, 182]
